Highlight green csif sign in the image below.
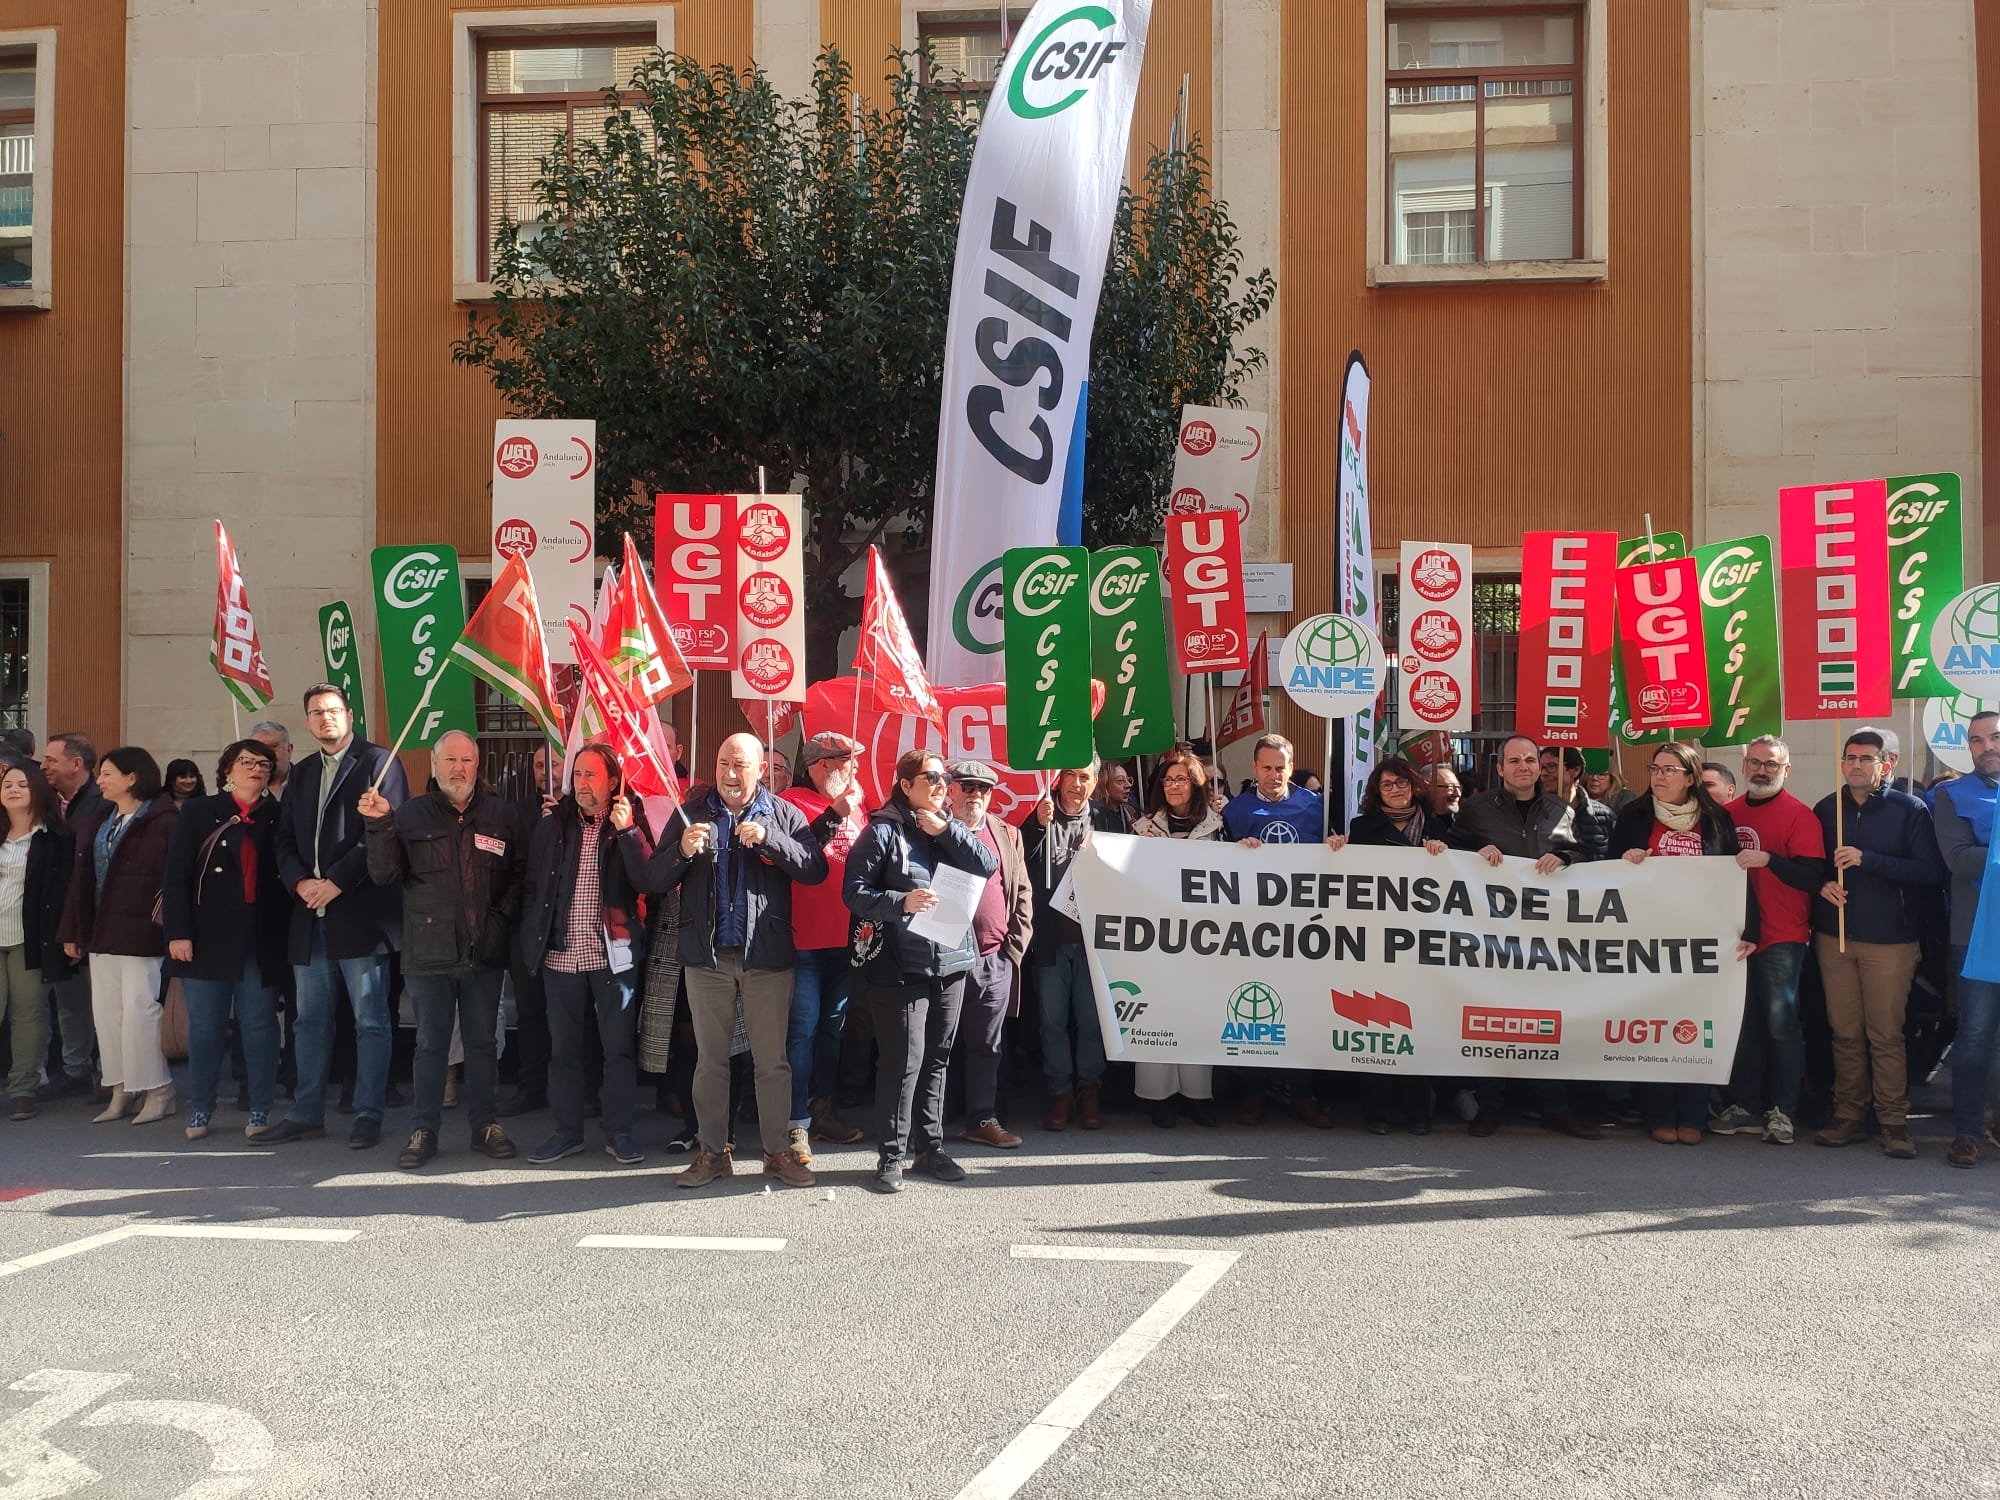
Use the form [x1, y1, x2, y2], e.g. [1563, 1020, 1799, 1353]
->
[1693, 534, 1782, 747]
[1089, 547, 1174, 757]
[1888, 472, 1964, 700]
[369, 544, 476, 750]
[1002, 546, 1096, 770]
[317, 600, 368, 741]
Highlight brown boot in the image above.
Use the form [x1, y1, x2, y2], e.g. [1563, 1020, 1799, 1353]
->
[1043, 1093, 1073, 1131]
[764, 1148, 816, 1187]
[1879, 1123, 1916, 1159]
[1814, 1115, 1868, 1147]
[1291, 1095, 1333, 1130]
[1077, 1086, 1103, 1130]
[964, 1119, 1022, 1149]
[677, 1144, 734, 1189]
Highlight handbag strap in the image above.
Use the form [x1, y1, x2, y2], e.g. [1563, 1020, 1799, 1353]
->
[193, 814, 245, 907]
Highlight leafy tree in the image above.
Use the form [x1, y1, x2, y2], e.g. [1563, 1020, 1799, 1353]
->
[455, 47, 1270, 673]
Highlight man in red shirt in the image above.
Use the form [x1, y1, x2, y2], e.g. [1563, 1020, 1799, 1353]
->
[779, 732, 870, 1155]
[1717, 735, 1826, 1144]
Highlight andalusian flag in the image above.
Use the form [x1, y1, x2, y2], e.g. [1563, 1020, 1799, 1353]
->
[210, 520, 275, 711]
[451, 551, 565, 744]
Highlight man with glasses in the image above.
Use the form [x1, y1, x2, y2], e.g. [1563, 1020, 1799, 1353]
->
[268, 683, 408, 1149]
[639, 731, 827, 1190]
[1712, 736, 1825, 1144]
[1928, 711, 2000, 1166]
[1811, 727, 1947, 1156]
[946, 760, 1033, 1149]
[779, 731, 870, 1153]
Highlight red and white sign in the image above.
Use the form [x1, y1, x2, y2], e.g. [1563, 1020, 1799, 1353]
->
[654, 494, 737, 669]
[210, 520, 274, 711]
[1217, 629, 1270, 748]
[1517, 531, 1617, 746]
[1166, 404, 1266, 523]
[1614, 557, 1710, 731]
[1166, 511, 1250, 673]
[1397, 541, 1472, 732]
[1778, 479, 1891, 719]
[855, 546, 944, 728]
[492, 419, 596, 663]
[732, 492, 805, 708]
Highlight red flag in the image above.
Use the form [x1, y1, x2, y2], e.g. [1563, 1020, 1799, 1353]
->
[853, 547, 943, 728]
[452, 553, 566, 743]
[569, 619, 682, 814]
[612, 534, 695, 704]
[1216, 630, 1269, 747]
[210, 521, 274, 711]
[1778, 479, 1892, 719]
[1614, 557, 1710, 732]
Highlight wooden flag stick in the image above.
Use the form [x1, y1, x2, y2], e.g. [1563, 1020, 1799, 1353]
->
[371, 669, 443, 792]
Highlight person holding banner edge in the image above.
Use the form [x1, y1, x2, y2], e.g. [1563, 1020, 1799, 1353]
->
[1133, 749, 1223, 1128]
[1612, 741, 1757, 1145]
[1810, 728, 1946, 1157]
[1932, 711, 2000, 1167]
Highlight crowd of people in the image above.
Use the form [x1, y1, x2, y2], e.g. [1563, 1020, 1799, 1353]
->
[2, 692, 1996, 1194]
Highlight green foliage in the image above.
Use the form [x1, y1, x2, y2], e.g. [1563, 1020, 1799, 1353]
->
[454, 46, 1269, 661]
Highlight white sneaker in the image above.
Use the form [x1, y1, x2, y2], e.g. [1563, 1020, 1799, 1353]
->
[1453, 1088, 1480, 1123]
[1763, 1108, 1794, 1145]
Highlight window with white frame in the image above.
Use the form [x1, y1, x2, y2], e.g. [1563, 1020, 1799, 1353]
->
[0, 35, 53, 300]
[0, 568, 46, 735]
[1385, 6, 1582, 267]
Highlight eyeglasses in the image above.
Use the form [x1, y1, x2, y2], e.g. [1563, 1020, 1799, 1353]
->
[1649, 764, 1688, 777]
[1378, 776, 1411, 791]
[231, 756, 271, 771]
[306, 707, 346, 720]
[1742, 756, 1786, 772]
[1161, 774, 1193, 787]
[1842, 753, 1882, 766]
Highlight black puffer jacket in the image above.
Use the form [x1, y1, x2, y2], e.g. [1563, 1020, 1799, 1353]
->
[843, 793, 999, 984]
[365, 784, 524, 974]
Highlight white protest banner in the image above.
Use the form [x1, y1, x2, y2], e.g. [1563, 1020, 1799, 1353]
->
[1166, 404, 1266, 523]
[1397, 541, 1473, 733]
[1069, 835, 1746, 1082]
[731, 494, 806, 708]
[492, 420, 596, 663]
[926, 0, 1154, 687]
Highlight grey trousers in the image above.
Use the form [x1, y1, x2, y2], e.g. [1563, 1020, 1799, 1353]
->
[49, 970, 95, 1079]
[685, 951, 793, 1158]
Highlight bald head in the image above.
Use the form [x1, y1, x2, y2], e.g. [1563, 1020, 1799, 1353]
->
[432, 731, 481, 807]
[715, 732, 764, 811]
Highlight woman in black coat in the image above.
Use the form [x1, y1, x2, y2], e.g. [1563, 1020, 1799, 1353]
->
[1610, 741, 1756, 1145]
[162, 740, 290, 1141]
[1327, 757, 1451, 1135]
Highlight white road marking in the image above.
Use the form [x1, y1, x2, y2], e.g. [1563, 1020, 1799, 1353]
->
[577, 1234, 787, 1253]
[79, 1160, 276, 1168]
[953, 1245, 1242, 1500]
[79, 1397, 273, 1500]
[0, 1368, 130, 1498]
[0, 1225, 358, 1280]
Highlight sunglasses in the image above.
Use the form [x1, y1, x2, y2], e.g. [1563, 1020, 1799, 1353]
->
[912, 770, 949, 786]
[954, 779, 995, 794]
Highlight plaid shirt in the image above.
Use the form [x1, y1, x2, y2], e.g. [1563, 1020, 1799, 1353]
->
[546, 811, 610, 973]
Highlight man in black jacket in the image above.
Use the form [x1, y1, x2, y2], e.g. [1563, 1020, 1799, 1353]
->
[517, 743, 655, 1167]
[36, 732, 102, 1100]
[638, 731, 827, 1191]
[360, 730, 523, 1170]
[268, 684, 408, 1149]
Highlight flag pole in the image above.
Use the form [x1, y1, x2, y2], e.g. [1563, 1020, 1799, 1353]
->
[371, 668, 444, 792]
[1835, 716, 1846, 952]
[688, 682, 700, 791]
[1324, 716, 1336, 841]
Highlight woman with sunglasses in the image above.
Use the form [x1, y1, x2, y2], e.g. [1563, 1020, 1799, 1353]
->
[1611, 740, 1756, 1144]
[1132, 750, 1222, 1127]
[843, 748, 998, 1192]
[162, 739, 288, 1141]
[1327, 757, 1451, 1134]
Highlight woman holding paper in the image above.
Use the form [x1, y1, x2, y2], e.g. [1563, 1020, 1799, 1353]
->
[1133, 750, 1223, 1128]
[1611, 741, 1756, 1145]
[842, 748, 999, 1194]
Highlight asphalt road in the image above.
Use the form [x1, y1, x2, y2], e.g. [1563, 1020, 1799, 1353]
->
[3, 1087, 1997, 1500]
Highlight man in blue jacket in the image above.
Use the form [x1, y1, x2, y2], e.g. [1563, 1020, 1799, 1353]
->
[268, 684, 408, 1149]
[1931, 711, 2000, 1167]
[1811, 727, 1947, 1157]
[640, 731, 827, 1191]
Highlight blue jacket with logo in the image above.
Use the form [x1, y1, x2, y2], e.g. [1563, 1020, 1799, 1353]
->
[1222, 784, 1325, 846]
[1931, 771, 1998, 947]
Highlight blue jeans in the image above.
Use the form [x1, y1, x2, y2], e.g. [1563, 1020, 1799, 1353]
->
[1951, 945, 2000, 1138]
[183, 952, 280, 1117]
[1729, 941, 1806, 1118]
[787, 947, 851, 1125]
[406, 968, 502, 1134]
[543, 965, 638, 1139]
[289, 927, 391, 1128]
[1035, 942, 1103, 1095]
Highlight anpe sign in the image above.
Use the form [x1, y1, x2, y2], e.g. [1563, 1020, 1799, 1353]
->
[1279, 615, 1387, 720]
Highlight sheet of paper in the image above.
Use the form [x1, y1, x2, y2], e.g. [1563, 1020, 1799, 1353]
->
[908, 860, 984, 950]
[1050, 860, 1083, 926]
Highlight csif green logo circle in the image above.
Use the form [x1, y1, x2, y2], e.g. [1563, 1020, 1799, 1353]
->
[1007, 5, 1125, 120]
[952, 558, 1007, 655]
